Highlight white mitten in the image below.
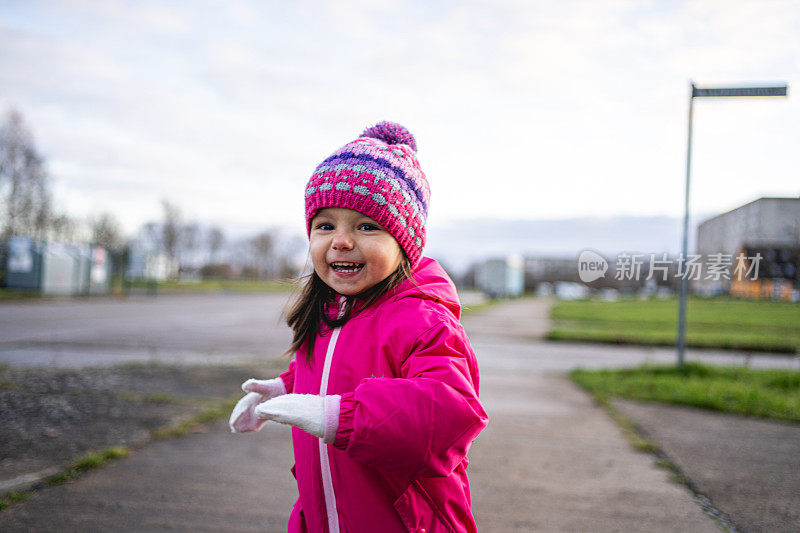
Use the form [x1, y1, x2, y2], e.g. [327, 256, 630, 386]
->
[229, 377, 286, 433]
[254, 393, 341, 444]
[242, 378, 286, 396]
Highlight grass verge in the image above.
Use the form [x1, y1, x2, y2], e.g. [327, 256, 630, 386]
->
[570, 362, 800, 422]
[0, 491, 31, 512]
[43, 446, 132, 487]
[0, 278, 294, 300]
[0, 288, 53, 301]
[461, 298, 500, 317]
[0, 446, 131, 511]
[548, 296, 800, 354]
[150, 397, 238, 439]
[116, 391, 204, 405]
[124, 278, 293, 294]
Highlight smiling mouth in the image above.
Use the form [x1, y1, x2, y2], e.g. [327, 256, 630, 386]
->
[330, 262, 365, 273]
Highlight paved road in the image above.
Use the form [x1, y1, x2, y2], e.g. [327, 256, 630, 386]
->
[1, 294, 794, 531]
[0, 420, 297, 532]
[2, 294, 792, 370]
[461, 297, 796, 373]
[0, 293, 294, 367]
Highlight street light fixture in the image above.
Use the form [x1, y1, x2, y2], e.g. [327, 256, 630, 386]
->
[677, 81, 788, 368]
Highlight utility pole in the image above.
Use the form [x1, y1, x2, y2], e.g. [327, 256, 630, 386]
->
[676, 82, 788, 368]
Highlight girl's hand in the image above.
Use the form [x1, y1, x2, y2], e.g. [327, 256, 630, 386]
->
[229, 377, 286, 433]
[254, 394, 341, 443]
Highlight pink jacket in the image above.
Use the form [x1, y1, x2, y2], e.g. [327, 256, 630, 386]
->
[278, 257, 488, 533]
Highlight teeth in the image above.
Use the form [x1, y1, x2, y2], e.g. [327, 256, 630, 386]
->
[331, 262, 363, 272]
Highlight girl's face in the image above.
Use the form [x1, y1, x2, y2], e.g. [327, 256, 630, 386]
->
[310, 207, 403, 296]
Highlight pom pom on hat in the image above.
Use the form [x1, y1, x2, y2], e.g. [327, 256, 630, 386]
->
[360, 121, 417, 152]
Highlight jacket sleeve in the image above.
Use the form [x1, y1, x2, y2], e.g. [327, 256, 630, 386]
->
[278, 359, 296, 393]
[332, 317, 488, 479]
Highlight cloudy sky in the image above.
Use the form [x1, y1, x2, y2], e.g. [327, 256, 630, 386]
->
[1, 0, 799, 243]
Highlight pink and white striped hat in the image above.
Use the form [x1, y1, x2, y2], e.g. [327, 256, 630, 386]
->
[304, 121, 430, 267]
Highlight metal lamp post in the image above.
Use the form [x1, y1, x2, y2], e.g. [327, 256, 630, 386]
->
[676, 81, 788, 368]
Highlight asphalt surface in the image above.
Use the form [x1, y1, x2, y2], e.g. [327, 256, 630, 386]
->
[1, 419, 296, 532]
[0, 293, 294, 367]
[615, 399, 800, 533]
[2, 293, 792, 370]
[1, 294, 797, 531]
[0, 363, 281, 490]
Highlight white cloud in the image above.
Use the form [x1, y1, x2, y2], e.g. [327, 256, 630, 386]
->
[0, 0, 798, 240]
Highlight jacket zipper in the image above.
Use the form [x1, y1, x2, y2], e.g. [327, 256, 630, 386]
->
[319, 298, 346, 533]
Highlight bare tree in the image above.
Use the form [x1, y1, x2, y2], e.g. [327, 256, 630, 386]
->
[90, 212, 123, 251]
[32, 174, 52, 240]
[249, 230, 275, 278]
[50, 212, 77, 243]
[0, 109, 52, 241]
[179, 221, 200, 268]
[160, 199, 182, 262]
[206, 225, 225, 265]
[143, 221, 162, 251]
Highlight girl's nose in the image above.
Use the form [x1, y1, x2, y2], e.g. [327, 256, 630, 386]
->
[331, 231, 354, 250]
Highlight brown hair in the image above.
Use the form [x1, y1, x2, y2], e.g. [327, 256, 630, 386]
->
[284, 256, 414, 364]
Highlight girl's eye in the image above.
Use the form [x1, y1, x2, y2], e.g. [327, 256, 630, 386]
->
[316, 223, 334, 231]
[359, 223, 380, 231]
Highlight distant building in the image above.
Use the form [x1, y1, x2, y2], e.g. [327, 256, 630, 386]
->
[126, 228, 178, 281]
[695, 197, 800, 299]
[126, 247, 178, 281]
[554, 281, 590, 300]
[524, 256, 577, 287]
[5, 236, 43, 290]
[524, 253, 663, 295]
[4, 236, 112, 296]
[476, 255, 524, 298]
[729, 244, 799, 301]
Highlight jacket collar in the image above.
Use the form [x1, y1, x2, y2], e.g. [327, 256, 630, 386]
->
[329, 257, 461, 321]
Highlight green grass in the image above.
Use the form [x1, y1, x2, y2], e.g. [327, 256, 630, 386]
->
[124, 278, 293, 294]
[72, 446, 130, 472]
[570, 362, 800, 422]
[0, 288, 56, 301]
[115, 391, 204, 405]
[35, 446, 132, 490]
[461, 298, 500, 316]
[2, 446, 132, 511]
[547, 296, 800, 353]
[0, 490, 31, 511]
[590, 394, 659, 453]
[0, 278, 294, 299]
[150, 397, 238, 440]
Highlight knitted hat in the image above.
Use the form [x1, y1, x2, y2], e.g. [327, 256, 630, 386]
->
[304, 121, 430, 267]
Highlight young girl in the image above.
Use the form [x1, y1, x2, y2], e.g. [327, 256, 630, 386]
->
[229, 121, 488, 533]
